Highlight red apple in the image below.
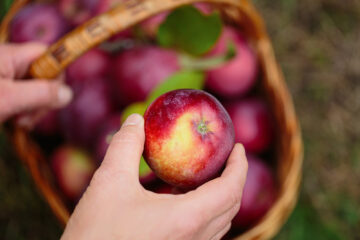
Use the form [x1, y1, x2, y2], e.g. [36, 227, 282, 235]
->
[59, 0, 112, 26]
[206, 27, 258, 98]
[107, 29, 133, 42]
[140, 3, 212, 37]
[232, 155, 277, 229]
[225, 98, 273, 153]
[66, 49, 111, 89]
[10, 4, 69, 44]
[144, 89, 235, 189]
[51, 146, 96, 200]
[111, 46, 180, 106]
[59, 78, 113, 148]
[154, 184, 174, 194]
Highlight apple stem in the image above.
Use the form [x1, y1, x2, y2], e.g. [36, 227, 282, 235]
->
[196, 119, 209, 135]
[179, 42, 236, 71]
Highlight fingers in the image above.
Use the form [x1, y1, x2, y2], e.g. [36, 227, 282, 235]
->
[0, 43, 47, 79]
[204, 202, 239, 240]
[210, 223, 231, 240]
[0, 80, 73, 122]
[100, 114, 145, 182]
[185, 144, 248, 221]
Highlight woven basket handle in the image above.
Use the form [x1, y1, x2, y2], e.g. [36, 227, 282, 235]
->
[29, 0, 246, 79]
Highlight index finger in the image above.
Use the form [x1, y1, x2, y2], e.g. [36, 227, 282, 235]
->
[0, 43, 46, 79]
[184, 144, 248, 220]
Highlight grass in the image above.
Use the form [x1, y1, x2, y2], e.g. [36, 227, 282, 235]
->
[1, 0, 359, 239]
[252, 0, 360, 238]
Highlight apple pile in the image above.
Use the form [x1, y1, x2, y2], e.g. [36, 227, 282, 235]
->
[11, 2, 278, 234]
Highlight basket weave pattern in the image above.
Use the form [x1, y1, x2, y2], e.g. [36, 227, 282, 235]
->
[0, 0, 303, 239]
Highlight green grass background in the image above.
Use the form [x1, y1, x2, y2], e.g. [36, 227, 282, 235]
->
[1, 0, 359, 239]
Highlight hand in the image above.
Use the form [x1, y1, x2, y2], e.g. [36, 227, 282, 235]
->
[0, 43, 73, 124]
[61, 114, 248, 240]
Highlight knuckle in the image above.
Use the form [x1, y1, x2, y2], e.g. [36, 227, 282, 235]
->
[0, 60, 14, 78]
[227, 189, 242, 207]
[30, 81, 58, 107]
[233, 202, 241, 215]
[175, 213, 202, 237]
[112, 127, 141, 144]
[47, 82, 61, 104]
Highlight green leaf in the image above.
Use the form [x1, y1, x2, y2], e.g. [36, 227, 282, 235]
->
[179, 41, 237, 71]
[146, 70, 205, 104]
[121, 70, 205, 123]
[157, 5, 222, 55]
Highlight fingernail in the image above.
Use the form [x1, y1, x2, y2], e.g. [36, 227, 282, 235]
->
[123, 114, 143, 126]
[57, 85, 73, 105]
[235, 143, 245, 153]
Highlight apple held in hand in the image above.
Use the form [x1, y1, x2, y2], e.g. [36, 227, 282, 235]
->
[225, 98, 273, 153]
[51, 146, 96, 200]
[144, 89, 235, 189]
[232, 155, 277, 229]
[10, 4, 68, 44]
[154, 184, 174, 194]
[206, 27, 258, 98]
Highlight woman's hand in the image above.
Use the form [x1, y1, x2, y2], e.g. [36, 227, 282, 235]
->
[62, 114, 248, 240]
[0, 43, 72, 123]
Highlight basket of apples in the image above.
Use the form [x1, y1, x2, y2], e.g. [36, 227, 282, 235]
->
[0, 0, 303, 239]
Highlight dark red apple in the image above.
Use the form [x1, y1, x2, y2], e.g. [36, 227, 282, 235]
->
[111, 46, 180, 106]
[206, 27, 258, 98]
[154, 184, 173, 194]
[66, 49, 111, 88]
[59, 78, 113, 148]
[144, 89, 235, 189]
[59, 0, 112, 26]
[34, 110, 59, 136]
[51, 145, 96, 200]
[232, 155, 277, 229]
[107, 29, 133, 42]
[10, 4, 68, 44]
[225, 98, 273, 153]
[140, 3, 212, 37]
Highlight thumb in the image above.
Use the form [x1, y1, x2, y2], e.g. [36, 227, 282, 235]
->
[0, 43, 47, 79]
[100, 114, 145, 182]
[0, 80, 73, 122]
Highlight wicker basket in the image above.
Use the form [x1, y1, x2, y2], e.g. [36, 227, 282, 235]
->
[0, 0, 303, 239]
